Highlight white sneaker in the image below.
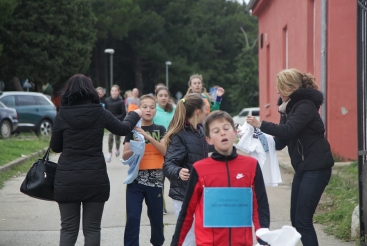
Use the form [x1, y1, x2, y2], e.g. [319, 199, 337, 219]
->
[115, 149, 120, 157]
[105, 153, 112, 163]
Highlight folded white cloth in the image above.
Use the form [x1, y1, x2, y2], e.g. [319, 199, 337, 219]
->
[255, 225, 301, 246]
[236, 122, 282, 186]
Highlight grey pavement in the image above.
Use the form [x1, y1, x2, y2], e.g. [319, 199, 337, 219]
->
[0, 135, 356, 245]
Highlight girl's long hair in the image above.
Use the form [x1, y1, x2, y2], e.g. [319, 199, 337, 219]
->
[163, 93, 204, 148]
[155, 86, 174, 112]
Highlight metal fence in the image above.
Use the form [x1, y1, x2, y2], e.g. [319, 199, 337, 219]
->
[358, 0, 367, 244]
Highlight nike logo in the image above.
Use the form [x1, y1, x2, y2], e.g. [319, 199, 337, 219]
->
[236, 173, 245, 179]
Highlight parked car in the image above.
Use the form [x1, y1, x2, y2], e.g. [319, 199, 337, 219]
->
[232, 107, 260, 126]
[0, 92, 56, 136]
[0, 101, 18, 138]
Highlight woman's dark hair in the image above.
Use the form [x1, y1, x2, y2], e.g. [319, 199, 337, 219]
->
[61, 74, 100, 106]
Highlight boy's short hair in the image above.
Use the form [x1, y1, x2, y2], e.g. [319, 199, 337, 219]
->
[139, 94, 156, 106]
[203, 110, 235, 137]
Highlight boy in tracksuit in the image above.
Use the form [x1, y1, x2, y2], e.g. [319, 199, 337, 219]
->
[171, 110, 270, 246]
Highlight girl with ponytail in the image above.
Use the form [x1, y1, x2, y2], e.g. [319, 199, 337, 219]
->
[163, 93, 209, 245]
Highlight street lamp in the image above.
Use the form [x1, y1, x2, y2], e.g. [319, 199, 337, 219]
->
[104, 49, 115, 94]
[165, 61, 172, 89]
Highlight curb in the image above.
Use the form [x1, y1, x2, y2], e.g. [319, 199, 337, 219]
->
[0, 147, 48, 173]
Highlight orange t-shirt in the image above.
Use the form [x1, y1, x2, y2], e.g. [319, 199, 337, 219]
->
[127, 103, 139, 112]
[139, 144, 164, 170]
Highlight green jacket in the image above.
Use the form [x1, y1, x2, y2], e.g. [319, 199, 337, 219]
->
[202, 93, 222, 113]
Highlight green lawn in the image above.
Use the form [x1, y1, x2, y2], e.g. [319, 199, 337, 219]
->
[315, 161, 359, 242]
[0, 133, 50, 166]
[0, 158, 38, 189]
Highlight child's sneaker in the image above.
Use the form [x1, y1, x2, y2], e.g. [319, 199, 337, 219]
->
[105, 153, 112, 163]
[163, 208, 167, 215]
[115, 149, 120, 157]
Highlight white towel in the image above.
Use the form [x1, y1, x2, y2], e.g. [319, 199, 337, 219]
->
[255, 226, 301, 246]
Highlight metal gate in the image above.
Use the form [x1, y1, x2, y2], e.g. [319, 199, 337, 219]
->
[358, 0, 367, 244]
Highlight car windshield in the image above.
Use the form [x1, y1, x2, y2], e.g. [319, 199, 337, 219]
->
[240, 111, 249, 117]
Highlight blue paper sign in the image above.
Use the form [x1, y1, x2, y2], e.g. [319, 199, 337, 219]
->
[203, 187, 252, 227]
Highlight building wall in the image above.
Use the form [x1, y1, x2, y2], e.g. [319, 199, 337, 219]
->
[326, 0, 357, 160]
[252, 0, 357, 160]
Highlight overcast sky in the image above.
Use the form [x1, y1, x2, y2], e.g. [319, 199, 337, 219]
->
[235, 0, 251, 5]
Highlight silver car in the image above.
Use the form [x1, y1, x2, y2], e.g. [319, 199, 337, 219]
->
[232, 107, 260, 126]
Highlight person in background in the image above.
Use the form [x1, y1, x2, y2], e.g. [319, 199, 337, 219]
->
[124, 90, 132, 105]
[126, 88, 140, 112]
[171, 110, 270, 246]
[154, 86, 176, 133]
[122, 94, 166, 246]
[163, 93, 209, 246]
[105, 84, 126, 162]
[153, 86, 176, 215]
[186, 74, 225, 114]
[155, 83, 176, 107]
[96, 87, 106, 107]
[246, 68, 334, 246]
[50, 74, 141, 246]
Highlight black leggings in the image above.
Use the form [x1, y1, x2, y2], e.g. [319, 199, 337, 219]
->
[58, 202, 105, 246]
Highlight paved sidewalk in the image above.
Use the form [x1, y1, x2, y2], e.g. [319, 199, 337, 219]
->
[0, 135, 355, 245]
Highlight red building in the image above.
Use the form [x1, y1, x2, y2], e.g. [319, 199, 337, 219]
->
[247, 0, 357, 160]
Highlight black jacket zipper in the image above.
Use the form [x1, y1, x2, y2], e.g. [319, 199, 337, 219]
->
[225, 156, 232, 246]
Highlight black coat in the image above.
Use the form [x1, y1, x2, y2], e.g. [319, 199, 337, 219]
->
[105, 96, 126, 120]
[260, 88, 334, 173]
[163, 124, 210, 201]
[50, 103, 140, 203]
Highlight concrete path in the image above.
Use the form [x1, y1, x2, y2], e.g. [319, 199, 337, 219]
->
[0, 135, 355, 245]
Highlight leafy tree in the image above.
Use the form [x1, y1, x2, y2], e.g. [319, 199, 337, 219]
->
[88, 0, 259, 112]
[0, 0, 96, 90]
[89, 0, 140, 88]
[0, 0, 16, 55]
[228, 21, 259, 114]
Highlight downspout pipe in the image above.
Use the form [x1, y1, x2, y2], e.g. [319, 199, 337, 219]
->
[321, 0, 327, 129]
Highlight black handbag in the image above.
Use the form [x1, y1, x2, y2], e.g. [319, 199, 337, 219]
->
[20, 148, 57, 201]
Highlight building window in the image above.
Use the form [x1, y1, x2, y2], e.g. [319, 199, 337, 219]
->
[260, 33, 264, 49]
[307, 0, 315, 73]
[266, 44, 270, 104]
[283, 25, 288, 69]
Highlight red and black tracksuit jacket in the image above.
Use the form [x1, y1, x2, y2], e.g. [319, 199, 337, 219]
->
[171, 147, 270, 246]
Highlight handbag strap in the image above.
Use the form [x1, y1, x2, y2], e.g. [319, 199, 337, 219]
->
[42, 147, 51, 164]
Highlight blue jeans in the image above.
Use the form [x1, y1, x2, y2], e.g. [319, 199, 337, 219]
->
[290, 168, 332, 246]
[124, 183, 164, 246]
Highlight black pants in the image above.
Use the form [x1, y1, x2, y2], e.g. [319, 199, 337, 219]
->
[291, 168, 331, 246]
[124, 183, 164, 246]
[58, 202, 105, 246]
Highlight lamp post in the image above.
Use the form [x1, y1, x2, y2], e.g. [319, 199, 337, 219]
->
[104, 49, 115, 94]
[165, 61, 172, 89]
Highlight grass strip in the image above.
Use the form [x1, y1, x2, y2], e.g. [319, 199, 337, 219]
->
[314, 161, 358, 241]
[0, 133, 50, 166]
[0, 157, 40, 189]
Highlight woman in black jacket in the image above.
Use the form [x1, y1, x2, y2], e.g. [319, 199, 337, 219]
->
[50, 74, 141, 246]
[246, 68, 334, 246]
